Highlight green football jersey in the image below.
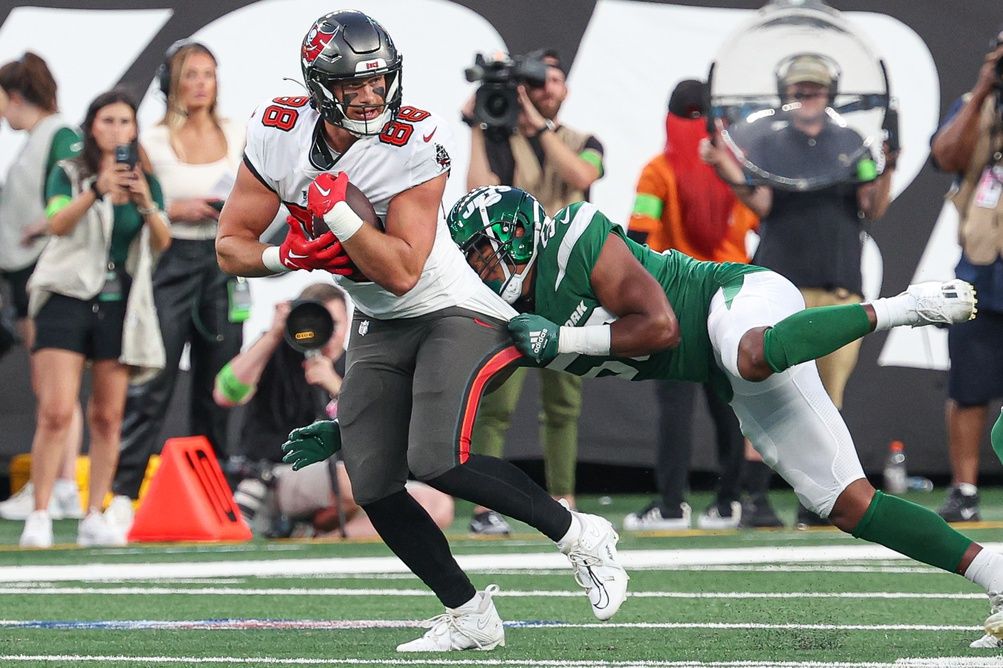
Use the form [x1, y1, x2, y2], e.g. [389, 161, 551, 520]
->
[532, 202, 765, 400]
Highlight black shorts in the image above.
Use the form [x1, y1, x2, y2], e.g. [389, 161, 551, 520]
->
[948, 309, 1003, 406]
[0, 264, 34, 319]
[33, 293, 127, 361]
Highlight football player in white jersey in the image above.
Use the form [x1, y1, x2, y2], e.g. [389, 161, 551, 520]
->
[216, 10, 627, 652]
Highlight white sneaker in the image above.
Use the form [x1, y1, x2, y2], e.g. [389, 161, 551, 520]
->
[105, 495, 135, 535]
[52, 480, 84, 520]
[559, 512, 629, 620]
[20, 510, 53, 548]
[977, 592, 1003, 648]
[903, 279, 977, 326]
[1, 483, 49, 520]
[623, 502, 691, 531]
[78, 510, 127, 547]
[396, 584, 505, 652]
[697, 501, 742, 530]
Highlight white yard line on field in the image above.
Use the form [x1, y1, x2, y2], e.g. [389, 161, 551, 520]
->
[3, 543, 1002, 583]
[0, 619, 983, 632]
[1, 655, 1001, 667]
[0, 586, 988, 600]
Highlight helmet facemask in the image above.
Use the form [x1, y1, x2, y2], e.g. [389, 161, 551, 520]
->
[306, 65, 402, 137]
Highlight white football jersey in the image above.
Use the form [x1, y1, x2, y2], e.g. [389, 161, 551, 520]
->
[244, 95, 515, 321]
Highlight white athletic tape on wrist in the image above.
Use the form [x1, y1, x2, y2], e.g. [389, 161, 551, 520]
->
[558, 325, 611, 356]
[261, 246, 289, 273]
[323, 201, 365, 241]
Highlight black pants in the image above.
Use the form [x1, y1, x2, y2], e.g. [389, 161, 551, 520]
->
[655, 380, 744, 509]
[114, 239, 243, 498]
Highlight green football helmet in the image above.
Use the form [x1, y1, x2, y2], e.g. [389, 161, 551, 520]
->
[447, 186, 547, 304]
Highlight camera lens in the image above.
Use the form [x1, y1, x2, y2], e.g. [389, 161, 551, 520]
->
[485, 93, 511, 118]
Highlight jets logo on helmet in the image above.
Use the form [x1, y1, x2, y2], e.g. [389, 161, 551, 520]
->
[447, 186, 548, 304]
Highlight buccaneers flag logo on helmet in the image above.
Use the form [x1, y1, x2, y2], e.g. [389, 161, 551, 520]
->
[301, 20, 339, 65]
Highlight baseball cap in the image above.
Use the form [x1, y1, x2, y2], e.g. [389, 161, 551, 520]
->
[781, 54, 832, 87]
[667, 79, 706, 118]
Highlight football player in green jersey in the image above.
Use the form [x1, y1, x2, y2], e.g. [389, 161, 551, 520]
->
[446, 184, 1003, 646]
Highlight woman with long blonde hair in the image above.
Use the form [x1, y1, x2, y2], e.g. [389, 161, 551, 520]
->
[111, 41, 244, 522]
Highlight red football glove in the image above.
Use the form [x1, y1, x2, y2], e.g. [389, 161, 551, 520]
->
[278, 215, 354, 275]
[307, 171, 348, 220]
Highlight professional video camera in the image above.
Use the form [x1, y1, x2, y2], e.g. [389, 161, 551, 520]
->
[465, 52, 549, 132]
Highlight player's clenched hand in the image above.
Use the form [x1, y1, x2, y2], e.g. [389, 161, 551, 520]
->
[508, 313, 560, 365]
[277, 215, 354, 274]
[307, 171, 348, 218]
[281, 419, 343, 470]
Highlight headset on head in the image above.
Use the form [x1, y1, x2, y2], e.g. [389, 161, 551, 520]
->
[774, 52, 841, 106]
[156, 39, 215, 99]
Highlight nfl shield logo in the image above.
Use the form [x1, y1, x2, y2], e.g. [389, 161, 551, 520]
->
[358, 320, 370, 337]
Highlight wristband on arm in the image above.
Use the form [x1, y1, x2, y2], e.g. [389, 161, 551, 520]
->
[215, 363, 255, 404]
[261, 246, 289, 273]
[557, 325, 611, 357]
[321, 202, 365, 241]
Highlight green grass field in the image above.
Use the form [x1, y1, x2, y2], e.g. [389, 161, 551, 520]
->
[2, 489, 1003, 667]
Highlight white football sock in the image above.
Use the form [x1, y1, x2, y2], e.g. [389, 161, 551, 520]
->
[964, 548, 1003, 593]
[555, 512, 582, 552]
[867, 294, 913, 331]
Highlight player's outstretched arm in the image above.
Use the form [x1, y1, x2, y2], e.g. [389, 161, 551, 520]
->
[337, 173, 445, 296]
[591, 233, 679, 357]
[216, 163, 282, 277]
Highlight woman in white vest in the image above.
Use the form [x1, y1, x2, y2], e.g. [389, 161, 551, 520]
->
[20, 90, 171, 548]
[111, 42, 245, 517]
[0, 53, 88, 524]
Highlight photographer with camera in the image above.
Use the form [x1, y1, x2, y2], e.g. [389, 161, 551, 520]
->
[462, 49, 604, 533]
[112, 41, 246, 516]
[19, 90, 170, 548]
[928, 29, 1003, 539]
[213, 283, 453, 539]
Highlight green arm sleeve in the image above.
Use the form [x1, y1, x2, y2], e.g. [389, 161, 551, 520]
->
[632, 193, 664, 220]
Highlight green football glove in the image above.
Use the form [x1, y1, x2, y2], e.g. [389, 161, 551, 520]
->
[507, 313, 560, 365]
[281, 419, 342, 471]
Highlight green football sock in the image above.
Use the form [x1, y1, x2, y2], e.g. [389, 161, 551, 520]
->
[763, 304, 872, 374]
[852, 490, 972, 573]
[992, 409, 1003, 465]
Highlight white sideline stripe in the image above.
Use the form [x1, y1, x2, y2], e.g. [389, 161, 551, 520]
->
[0, 586, 987, 601]
[3, 657, 1002, 667]
[0, 619, 982, 632]
[4, 543, 1002, 583]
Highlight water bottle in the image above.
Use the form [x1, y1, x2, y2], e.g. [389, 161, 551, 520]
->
[906, 476, 934, 493]
[883, 440, 908, 494]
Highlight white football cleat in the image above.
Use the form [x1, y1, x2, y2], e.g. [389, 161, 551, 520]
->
[902, 279, 977, 327]
[560, 512, 629, 620]
[396, 584, 505, 652]
[19, 509, 53, 548]
[977, 592, 1003, 648]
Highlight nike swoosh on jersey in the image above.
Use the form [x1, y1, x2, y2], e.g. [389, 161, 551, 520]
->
[423, 128, 437, 142]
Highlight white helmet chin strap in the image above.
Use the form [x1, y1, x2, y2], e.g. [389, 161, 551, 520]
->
[498, 253, 536, 304]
